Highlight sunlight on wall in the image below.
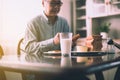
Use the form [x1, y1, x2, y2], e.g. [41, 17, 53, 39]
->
[1, 0, 43, 55]
[2, 0, 43, 38]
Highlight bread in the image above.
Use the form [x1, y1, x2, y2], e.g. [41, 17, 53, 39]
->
[72, 34, 80, 42]
[86, 35, 102, 51]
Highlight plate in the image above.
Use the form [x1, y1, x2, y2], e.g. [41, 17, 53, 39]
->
[44, 51, 61, 54]
[43, 51, 61, 56]
[71, 51, 107, 56]
[43, 51, 107, 56]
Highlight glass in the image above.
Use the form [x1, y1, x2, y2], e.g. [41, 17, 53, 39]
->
[60, 32, 72, 57]
[60, 56, 72, 67]
[45, 0, 63, 7]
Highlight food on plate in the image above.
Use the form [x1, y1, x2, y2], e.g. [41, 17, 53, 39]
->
[86, 35, 102, 51]
[72, 34, 80, 42]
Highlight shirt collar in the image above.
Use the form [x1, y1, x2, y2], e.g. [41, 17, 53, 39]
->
[42, 11, 49, 23]
[42, 11, 58, 24]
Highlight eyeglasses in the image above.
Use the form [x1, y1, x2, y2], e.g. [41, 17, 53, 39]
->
[45, 0, 63, 7]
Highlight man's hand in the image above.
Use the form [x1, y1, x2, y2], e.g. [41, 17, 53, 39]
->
[53, 33, 60, 45]
[72, 34, 80, 42]
[53, 33, 80, 46]
[72, 34, 80, 46]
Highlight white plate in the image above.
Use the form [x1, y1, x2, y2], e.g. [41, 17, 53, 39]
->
[43, 51, 106, 56]
[44, 51, 61, 54]
[44, 51, 79, 54]
[44, 51, 88, 54]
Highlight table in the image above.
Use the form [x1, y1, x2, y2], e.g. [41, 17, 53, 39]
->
[0, 52, 120, 80]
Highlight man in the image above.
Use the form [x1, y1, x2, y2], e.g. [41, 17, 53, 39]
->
[23, 0, 79, 58]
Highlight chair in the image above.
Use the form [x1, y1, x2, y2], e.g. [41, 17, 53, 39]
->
[114, 63, 120, 80]
[17, 38, 24, 57]
[0, 45, 4, 58]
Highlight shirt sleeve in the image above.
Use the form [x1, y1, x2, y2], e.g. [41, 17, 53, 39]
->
[23, 16, 70, 55]
[23, 22, 56, 55]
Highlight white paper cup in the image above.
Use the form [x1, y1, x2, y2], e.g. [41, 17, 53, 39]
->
[61, 56, 72, 67]
[75, 46, 88, 63]
[76, 46, 88, 52]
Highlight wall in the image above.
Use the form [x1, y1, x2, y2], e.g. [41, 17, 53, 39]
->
[0, 0, 72, 55]
[101, 15, 120, 39]
[0, 0, 2, 37]
[92, 15, 120, 39]
[0, 0, 42, 55]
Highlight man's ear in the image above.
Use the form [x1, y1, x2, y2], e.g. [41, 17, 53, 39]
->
[42, 0, 44, 6]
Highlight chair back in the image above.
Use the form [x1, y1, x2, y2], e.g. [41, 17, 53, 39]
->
[0, 45, 4, 57]
[17, 38, 24, 56]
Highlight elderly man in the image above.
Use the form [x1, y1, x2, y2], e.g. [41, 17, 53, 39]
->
[23, 0, 79, 59]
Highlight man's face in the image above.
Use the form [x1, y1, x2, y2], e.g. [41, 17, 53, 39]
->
[43, 0, 63, 17]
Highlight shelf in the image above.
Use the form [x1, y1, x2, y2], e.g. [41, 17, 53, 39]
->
[90, 12, 120, 18]
[90, 13, 107, 18]
[86, 0, 120, 37]
[73, 0, 86, 37]
[77, 16, 86, 20]
[77, 27, 86, 30]
[109, 11, 120, 16]
[94, 0, 104, 3]
[93, 3, 105, 6]
[112, 1, 120, 5]
[76, 6, 86, 10]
